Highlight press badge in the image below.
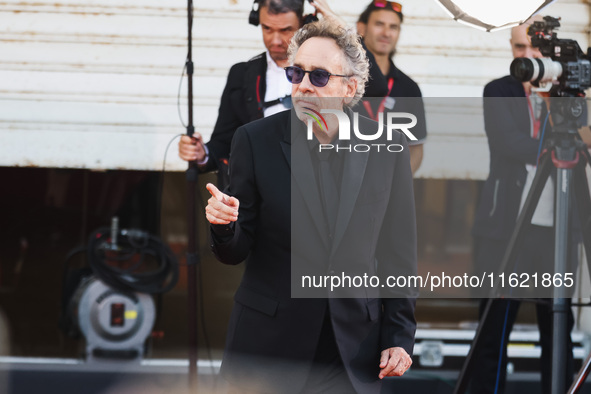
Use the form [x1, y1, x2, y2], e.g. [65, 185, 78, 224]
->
[384, 97, 396, 110]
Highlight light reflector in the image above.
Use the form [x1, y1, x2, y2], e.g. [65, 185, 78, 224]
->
[435, 0, 555, 31]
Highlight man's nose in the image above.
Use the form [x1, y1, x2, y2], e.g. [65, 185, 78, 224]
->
[271, 31, 283, 45]
[296, 73, 315, 93]
[526, 46, 542, 58]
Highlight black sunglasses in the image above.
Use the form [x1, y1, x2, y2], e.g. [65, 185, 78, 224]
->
[284, 66, 350, 88]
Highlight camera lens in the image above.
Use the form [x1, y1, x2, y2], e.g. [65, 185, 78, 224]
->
[510, 58, 562, 85]
[510, 58, 535, 82]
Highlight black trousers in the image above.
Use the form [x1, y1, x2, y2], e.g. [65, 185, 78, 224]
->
[301, 308, 357, 394]
[223, 309, 357, 394]
[470, 226, 577, 394]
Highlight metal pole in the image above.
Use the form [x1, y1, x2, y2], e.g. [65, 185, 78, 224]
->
[185, 0, 199, 390]
[551, 165, 572, 394]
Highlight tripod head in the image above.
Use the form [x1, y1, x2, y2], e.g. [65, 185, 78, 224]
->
[546, 96, 586, 135]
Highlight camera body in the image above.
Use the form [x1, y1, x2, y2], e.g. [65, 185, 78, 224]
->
[510, 16, 591, 96]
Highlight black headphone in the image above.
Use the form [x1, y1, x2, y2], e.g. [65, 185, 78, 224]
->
[249, 0, 262, 26]
[249, 0, 318, 27]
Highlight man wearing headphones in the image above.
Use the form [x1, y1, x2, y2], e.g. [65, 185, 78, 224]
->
[178, 0, 392, 186]
[178, 0, 306, 187]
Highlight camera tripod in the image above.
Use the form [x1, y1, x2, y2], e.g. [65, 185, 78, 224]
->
[454, 97, 591, 394]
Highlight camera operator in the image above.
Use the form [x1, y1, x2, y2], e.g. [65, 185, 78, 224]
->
[470, 16, 579, 394]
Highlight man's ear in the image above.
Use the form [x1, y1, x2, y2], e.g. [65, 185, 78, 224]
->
[346, 78, 358, 99]
[357, 22, 366, 37]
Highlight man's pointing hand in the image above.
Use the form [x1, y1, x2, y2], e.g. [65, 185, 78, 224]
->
[205, 183, 239, 225]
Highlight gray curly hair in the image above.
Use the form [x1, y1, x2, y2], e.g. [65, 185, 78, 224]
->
[287, 18, 369, 105]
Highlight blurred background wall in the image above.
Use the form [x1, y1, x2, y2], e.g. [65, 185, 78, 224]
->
[1, 0, 588, 177]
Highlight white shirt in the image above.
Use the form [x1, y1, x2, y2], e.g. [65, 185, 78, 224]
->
[263, 51, 292, 117]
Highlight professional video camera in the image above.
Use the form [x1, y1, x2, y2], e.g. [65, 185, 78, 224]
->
[510, 16, 591, 96]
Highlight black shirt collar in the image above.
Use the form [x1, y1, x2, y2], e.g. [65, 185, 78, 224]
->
[387, 60, 401, 80]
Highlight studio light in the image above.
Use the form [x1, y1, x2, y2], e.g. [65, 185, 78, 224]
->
[435, 0, 556, 31]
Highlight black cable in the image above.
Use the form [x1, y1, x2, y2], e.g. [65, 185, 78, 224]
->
[156, 50, 190, 238]
[153, 132, 184, 329]
[178, 61, 188, 128]
[87, 228, 179, 294]
[155, 133, 184, 237]
[60, 246, 87, 309]
[193, 182, 218, 383]
[59, 246, 88, 332]
[197, 260, 217, 386]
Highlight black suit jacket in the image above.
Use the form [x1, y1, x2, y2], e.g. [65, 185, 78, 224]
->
[472, 76, 540, 240]
[211, 110, 417, 393]
[203, 52, 267, 181]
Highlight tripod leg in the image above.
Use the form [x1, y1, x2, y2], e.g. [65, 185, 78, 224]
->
[551, 299, 569, 393]
[453, 298, 496, 394]
[496, 153, 554, 297]
[453, 155, 554, 394]
[551, 164, 573, 394]
[568, 351, 591, 394]
[567, 155, 591, 394]
[572, 160, 591, 272]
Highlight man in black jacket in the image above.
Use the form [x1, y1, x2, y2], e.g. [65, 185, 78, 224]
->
[205, 18, 417, 394]
[356, 1, 427, 174]
[178, 0, 304, 186]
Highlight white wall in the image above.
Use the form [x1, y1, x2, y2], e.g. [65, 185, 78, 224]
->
[0, 0, 588, 178]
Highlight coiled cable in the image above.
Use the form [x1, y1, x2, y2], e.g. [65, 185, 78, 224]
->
[87, 227, 179, 294]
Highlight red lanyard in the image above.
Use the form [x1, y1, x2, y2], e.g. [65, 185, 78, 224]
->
[526, 94, 541, 139]
[363, 77, 395, 121]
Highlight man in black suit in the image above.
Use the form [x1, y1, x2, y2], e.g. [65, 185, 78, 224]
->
[178, 0, 304, 186]
[205, 18, 417, 394]
[470, 18, 578, 394]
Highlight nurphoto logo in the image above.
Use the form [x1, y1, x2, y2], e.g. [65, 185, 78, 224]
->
[304, 108, 417, 153]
